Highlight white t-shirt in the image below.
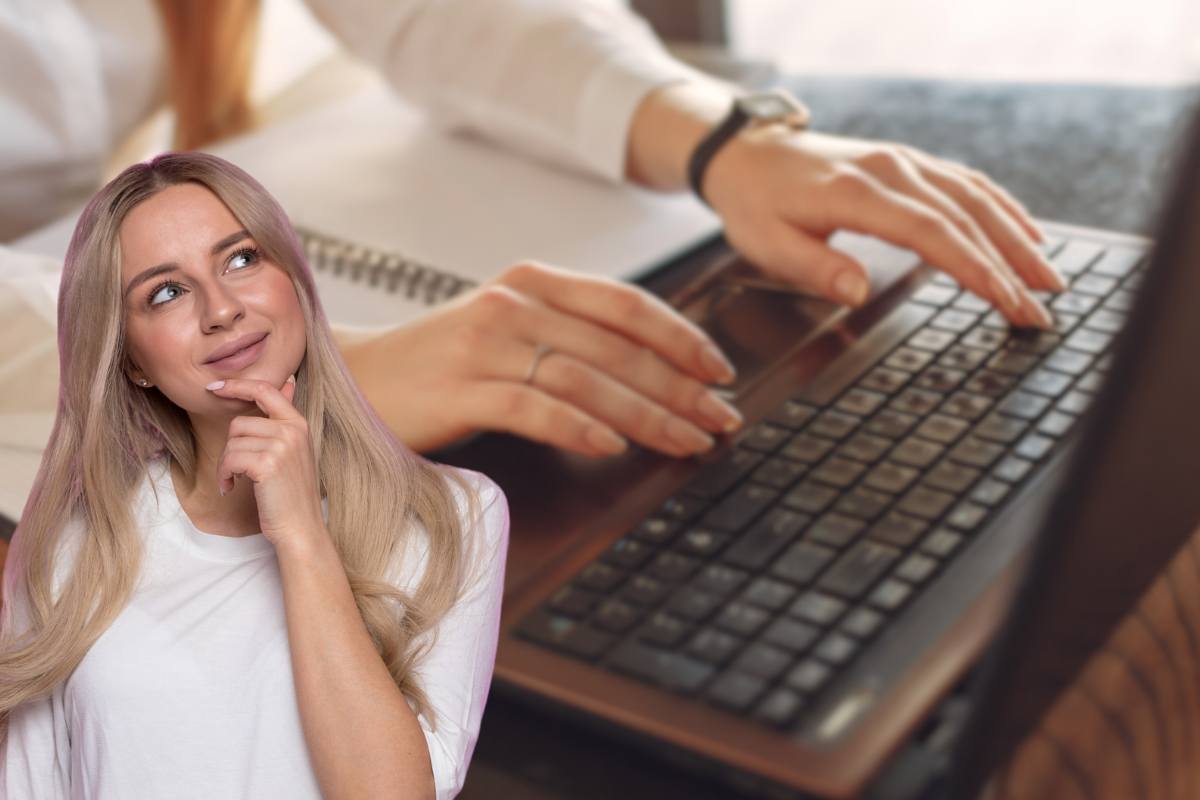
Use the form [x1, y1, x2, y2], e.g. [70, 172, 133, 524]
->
[0, 0, 706, 242]
[0, 454, 510, 799]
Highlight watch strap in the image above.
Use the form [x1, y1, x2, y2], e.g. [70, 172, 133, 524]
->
[687, 102, 751, 207]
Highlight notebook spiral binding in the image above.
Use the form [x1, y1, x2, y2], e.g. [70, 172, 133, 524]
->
[294, 225, 480, 307]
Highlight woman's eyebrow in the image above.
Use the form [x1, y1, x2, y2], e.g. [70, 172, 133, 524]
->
[122, 229, 251, 300]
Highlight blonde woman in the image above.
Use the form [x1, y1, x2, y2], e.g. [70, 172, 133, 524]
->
[0, 150, 509, 799]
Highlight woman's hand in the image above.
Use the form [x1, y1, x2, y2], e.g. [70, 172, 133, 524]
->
[341, 262, 745, 459]
[205, 374, 327, 551]
[704, 126, 1064, 328]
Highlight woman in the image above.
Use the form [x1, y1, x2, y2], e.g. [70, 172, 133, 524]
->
[0, 151, 509, 799]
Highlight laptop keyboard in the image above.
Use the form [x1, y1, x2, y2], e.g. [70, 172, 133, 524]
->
[513, 234, 1147, 731]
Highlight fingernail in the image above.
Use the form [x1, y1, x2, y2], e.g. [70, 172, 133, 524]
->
[700, 343, 736, 385]
[833, 270, 869, 306]
[206, 380, 225, 390]
[1042, 259, 1067, 292]
[665, 416, 715, 454]
[1030, 297, 1055, 329]
[697, 391, 743, 433]
[219, 486, 225, 497]
[287, 374, 296, 385]
[585, 426, 627, 455]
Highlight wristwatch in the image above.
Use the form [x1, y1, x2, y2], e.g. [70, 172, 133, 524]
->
[687, 89, 812, 207]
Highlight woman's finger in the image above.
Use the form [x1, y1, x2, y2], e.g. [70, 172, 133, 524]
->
[216, 436, 274, 494]
[495, 262, 737, 385]
[816, 166, 1051, 327]
[456, 380, 629, 458]
[483, 288, 743, 435]
[206, 376, 299, 420]
[922, 152, 1047, 245]
[864, 153, 1049, 325]
[526, 349, 717, 457]
[907, 155, 1067, 293]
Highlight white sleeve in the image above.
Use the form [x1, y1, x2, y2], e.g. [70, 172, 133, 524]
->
[0, 517, 78, 800]
[403, 469, 509, 800]
[300, 0, 712, 182]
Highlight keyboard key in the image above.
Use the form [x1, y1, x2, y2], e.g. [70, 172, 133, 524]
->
[660, 494, 708, 523]
[864, 461, 921, 494]
[592, 599, 643, 633]
[766, 400, 819, 429]
[631, 516, 679, 546]
[809, 410, 861, 440]
[1052, 240, 1104, 275]
[722, 508, 810, 570]
[810, 456, 868, 489]
[868, 579, 913, 611]
[884, 346, 935, 372]
[703, 484, 779, 530]
[1057, 390, 1092, 415]
[890, 436, 944, 468]
[835, 487, 893, 521]
[817, 540, 902, 599]
[974, 413, 1028, 444]
[782, 480, 839, 514]
[685, 627, 744, 665]
[807, 513, 867, 548]
[693, 564, 749, 597]
[914, 414, 970, 444]
[924, 460, 981, 494]
[952, 292, 992, 313]
[739, 421, 791, 453]
[734, 643, 792, 681]
[577, 561, 625, 592]
[910, 283, 958, 306]
[948, 436, 1005, 469]
[970, 478, 1011, 507]
[647, 551, 700, 583]
[963, 370, 1016, 398]
[1103, 289, 1136, 312]
[907, 328, 958, 353]
[1072, 273, 1118, 296]
[762, 617, 821, 654]
[938, 392, 993, 422]
[1042, 349, 1093, 376]
[866, 409, 919, 440]
[751, 456, 808, 489]
[992, 455, 1034, 483]
[1037, 411, 1075, 438]
[610, 639, 714, 693]
[1090, 247, 1143, 277]
[1007, 329, 1061, 356]
[781, 433, 836, 464]
[838, 432, 894, 464]
[1076, 370, 1105, 392]
[517, 611, 615, 659]
[938, 345, 990, 371]
[755, 688, 806, 727]
[677, 528, 733, 559]
[741, 577, 798, 611]
[986, 349, 1040, 376]
[960, 326, 1008, 352]
[945, 502, 988, 531]
[621, 574, 670, 606]
[1051, 292, 1100, 316]
[1021, 369, 1073, 398]
[869, 512, 928, 548]
[603, 536, 654, 568]
[638, 611, 692, 647]
[714, 602, 771, 638]
[836, 388, 888, 417]
[1082, 308, 1125, 334]
[549, 585, 603, 617]
[914, 365, 967, 393]
[1063, 329, 1112, 354]
[814, 632, 860, 665]
[1014, 433, 1055, 461]
[930, 309, 979, 333]
[707, 671, 767, 712]
[686, 449, 762, 498]
[841, 607, 885, 639]
[997, 391, 1052, 420]
[785, 659, 833, 694]
[771, 540, 837, 585]
[791, 591, 848, 626]
[860, 366, 912, 394]
[920, 528, 964, 559]
[890, 387, 944, 416]
[897, 486, 956, 520]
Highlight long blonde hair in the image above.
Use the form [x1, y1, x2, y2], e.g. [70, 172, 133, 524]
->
[0, 151, 476, 745]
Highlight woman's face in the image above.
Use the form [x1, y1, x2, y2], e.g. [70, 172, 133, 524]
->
[119, 182, 306, 415]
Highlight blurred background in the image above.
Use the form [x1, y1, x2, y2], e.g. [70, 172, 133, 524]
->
[108, 0, 1200, 180]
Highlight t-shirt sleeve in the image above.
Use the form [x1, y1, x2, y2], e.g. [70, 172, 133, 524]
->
[406, 468, 510, 799]
[0, 515, 80, 799]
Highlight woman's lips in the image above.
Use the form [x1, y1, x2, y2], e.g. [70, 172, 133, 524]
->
[206, 333, 268, 371]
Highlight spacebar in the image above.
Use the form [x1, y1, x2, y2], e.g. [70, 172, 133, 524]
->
[792, 302, 935, 406]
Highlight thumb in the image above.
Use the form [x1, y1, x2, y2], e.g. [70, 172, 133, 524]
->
[752, 224, 872, 307]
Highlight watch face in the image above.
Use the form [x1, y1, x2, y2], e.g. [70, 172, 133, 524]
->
[738, 92, 798, 120]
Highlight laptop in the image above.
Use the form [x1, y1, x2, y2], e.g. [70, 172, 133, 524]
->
[436, 100, 1200, 798]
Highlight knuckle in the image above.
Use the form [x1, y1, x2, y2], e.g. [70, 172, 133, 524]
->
[610, 285, 650, 322]
[915, 211, 953, 240]
[496, 384, 529, 419]
[856, 146, 906, 176]
[828, 166, 872, 199]
[498, 260, 548, 287]
[470, 284, 523, 323]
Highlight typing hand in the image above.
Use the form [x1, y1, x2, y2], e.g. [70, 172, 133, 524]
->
[341, 262, 745, 458]
[702, 126, 1066, 329]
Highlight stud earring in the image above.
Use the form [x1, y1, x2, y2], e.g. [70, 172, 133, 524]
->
[138, 378, 149, 387]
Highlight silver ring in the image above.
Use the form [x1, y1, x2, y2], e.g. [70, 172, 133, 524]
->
[525, 342, 552, 384]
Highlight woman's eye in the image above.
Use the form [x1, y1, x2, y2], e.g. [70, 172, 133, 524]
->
[145, 247, 261, 308]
